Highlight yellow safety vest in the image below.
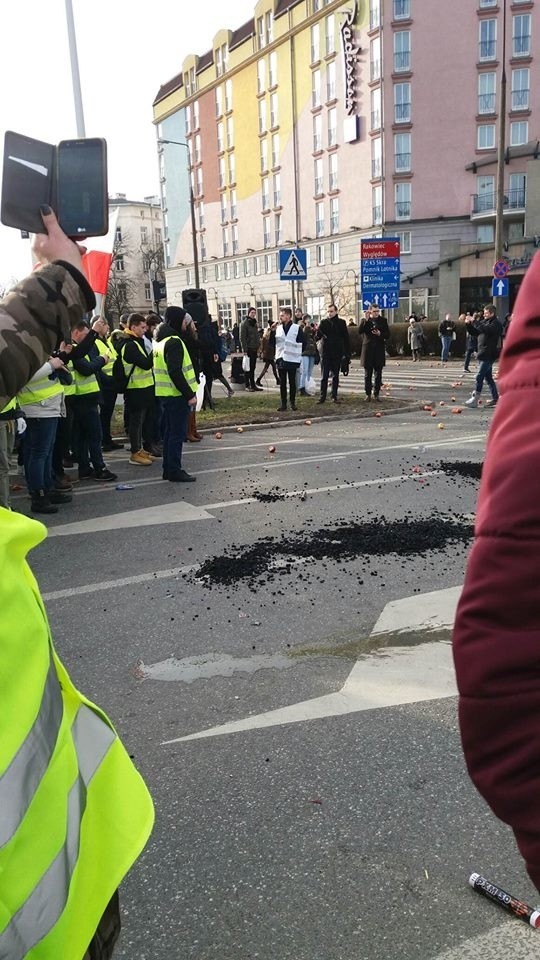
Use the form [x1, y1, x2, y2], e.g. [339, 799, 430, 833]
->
[153, 336, 197, 397]
[63, 360, 76, 397]
[122, 338, 154, 391]
[71, 346, 101, 398]
[17, 367, 63, 408]
[95, 337, 116, 377]
[1, 397, 17, 415]
[0, 509, 154, 959]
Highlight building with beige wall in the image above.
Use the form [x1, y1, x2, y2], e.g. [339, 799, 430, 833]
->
[153, 0, 540, 324]
[106, 195, 165, 320]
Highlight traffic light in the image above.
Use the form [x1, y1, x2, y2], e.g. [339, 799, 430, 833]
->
[152, 279, 167, 302]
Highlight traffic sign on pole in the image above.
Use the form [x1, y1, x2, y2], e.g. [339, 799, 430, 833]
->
[361, 237, 401, 309]
[279, 248, 307, 280]
[493, 259, 509, 279]
[491, 277, 509, 297]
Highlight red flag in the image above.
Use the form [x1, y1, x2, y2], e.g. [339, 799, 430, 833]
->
[82, 208, 119, 296]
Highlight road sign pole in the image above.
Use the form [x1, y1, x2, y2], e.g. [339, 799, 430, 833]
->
[291, 280, 296, 317]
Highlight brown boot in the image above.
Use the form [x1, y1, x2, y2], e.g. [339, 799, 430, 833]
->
[192, 410, 203, 440]
[186, 411, 202, 442]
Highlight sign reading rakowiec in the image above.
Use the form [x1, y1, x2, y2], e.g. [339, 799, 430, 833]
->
[340, 2, 360, 116]
[360, 237, 401, 310]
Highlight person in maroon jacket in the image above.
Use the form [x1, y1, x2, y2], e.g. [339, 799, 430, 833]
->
[453, 251, 540, 892]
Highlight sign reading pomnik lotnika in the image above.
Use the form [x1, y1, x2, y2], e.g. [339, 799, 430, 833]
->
[340, 2, 360, 117]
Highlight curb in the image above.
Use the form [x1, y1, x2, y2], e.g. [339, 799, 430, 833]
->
[195, 401, 421, 436]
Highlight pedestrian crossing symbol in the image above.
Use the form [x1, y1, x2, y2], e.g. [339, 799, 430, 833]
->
[279, 248, 308, 281]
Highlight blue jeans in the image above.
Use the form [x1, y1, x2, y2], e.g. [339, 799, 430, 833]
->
[161, 396, 190, 477]
[476, 360, 498, 400]
[440, 336, 452, 362]
[23, 417, 59, 495]
[300, 355, 315, 389]
[463, 345, 476, 370]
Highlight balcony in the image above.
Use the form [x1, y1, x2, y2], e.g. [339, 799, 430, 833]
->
[395, 152, 411, 171]
[478, 92, 496, 114]
[393, 51, 411, 72]
[511, 88, 530, 110]
[471, 187, 526, 218]
[479, 40, 497, 61]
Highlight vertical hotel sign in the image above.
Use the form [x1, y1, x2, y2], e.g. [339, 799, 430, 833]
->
[340, 1, 360, 116]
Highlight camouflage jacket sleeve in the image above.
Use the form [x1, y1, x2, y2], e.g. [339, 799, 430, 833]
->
[0, 261, 95, 409]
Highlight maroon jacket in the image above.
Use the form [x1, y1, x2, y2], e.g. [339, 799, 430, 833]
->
[453, 252, 540, 891]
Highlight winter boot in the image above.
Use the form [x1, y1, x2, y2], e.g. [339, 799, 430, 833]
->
[192, 411, 203, 440]
[31, 491, 58, 515]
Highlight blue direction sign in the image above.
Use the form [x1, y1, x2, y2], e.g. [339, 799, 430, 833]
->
[361, 237, 401, 309]
[492, 277, 509, 297]
[279, 248, 307, 280]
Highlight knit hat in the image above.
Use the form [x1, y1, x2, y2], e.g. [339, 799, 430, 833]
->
[164, 305, 186, 334]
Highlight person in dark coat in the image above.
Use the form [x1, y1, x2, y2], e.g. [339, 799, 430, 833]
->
[359, 304, 390, 401]
[464, 304, 502, 408]
[315, 303, 351, 403]
[453, 250, 540, 894]
[164, 306, 203, 442]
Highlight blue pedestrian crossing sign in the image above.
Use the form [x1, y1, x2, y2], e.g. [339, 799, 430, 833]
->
[491, 277, 509, 297]
[279, 248, 307, 281]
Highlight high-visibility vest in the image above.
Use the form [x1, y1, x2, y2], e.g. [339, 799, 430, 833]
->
[71, 347, 101, 398]
[95, 337, 116, 377]
[17, 367, 64, 408]
[276, 323, 302, 365]
[153, 336, 197, 397]
[63, 360, 76, 397]
[121, 339, 154, 391]
[0, 397, 17, 415]
[0, 508, 154, 960]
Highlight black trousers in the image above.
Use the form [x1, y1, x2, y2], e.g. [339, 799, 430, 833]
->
[128, 405, 152, 454]
[258, 359, 279, 383]
[320, 356, 339, 401]
[364, 365, 383, 397]
[279, 364, 298, 407]
[247, 349, 258, 389]
[100, 389, 117, 444]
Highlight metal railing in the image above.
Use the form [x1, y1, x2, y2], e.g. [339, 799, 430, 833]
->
[472, 187, 526, 213]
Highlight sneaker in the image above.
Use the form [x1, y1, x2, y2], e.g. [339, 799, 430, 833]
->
[144, 446, 162, 458]
[276, 405, 287, 412]
[54, 475, 73, 491]
[93, 468, 118, 482]
[31, 493, 58, 515]
[78, 468, 96, 481]
[102, 441, 124, 451]
[484, 398, 498, 407]
[253, 386, 264, 392]
[317, 398, 326, 404]
[291, 403, 298, 411]
[465, 395, 479, 408]
[168, 469, 196, 483]
[364, 395, 371, 402]
[48, 491, 73, 504]
[130, 451, 152, 466]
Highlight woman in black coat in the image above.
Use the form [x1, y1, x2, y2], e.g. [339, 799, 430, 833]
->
[359, 305, 390, 401]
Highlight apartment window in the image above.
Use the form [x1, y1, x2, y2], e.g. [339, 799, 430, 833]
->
[369, 0, 381, 30]
[396, 230, 411, 254]
[194, 134, 201, 164]
[313, 114, 322, 151]
[155, 228, 162, 245]
[325, 15, 335, 56]
[372, 185, 382, 225]
[478, 72, 496, 114]
[140, 226, 148, 244]
[269, 51, 278, 88]
[477, 124, 496, 149]
[510, 120, 529, 145]
[220, 301, 232, 325]
[477, 224, 495, 243]
[253, 257, 261, 276]
[330, 241, 340, 264]
[228, 154, 236, 186]
[258, 99, 267, 134]
[201, 265, 208, 282]
[479, 20, 497, 61]
[215, 263, 223, 281]
[265, 10, 273, 44]
[509, 221, 525, 241]
[230, 189, 237, 220]
[326, 61, 336, 101]
[327, 107, 337, 147]
[115, 255, 125, 272]
[220, 195, 227, 222]
[200, 243, 207, 264]
[371, 87, 382, 131]
[370, 37, 381, 82]
[198, 201, 205, 229]
[395, 181, 411, 219]
[509, 172, 526, 208]
[243, 258, 251, 277]
[185, 109, 192, 136]
[225, 79, 233, 112]
[216, 85, 223, 117]
[312, 69, 322, 108]
[262, 176, 269, 210]
[193, 100, 200, 129]
[330, 197, 339, 234]
[185, 269, 192, 287]
[372, 137, 382, 178]
[270, 92, 279, 128]
[311, 24, 320, 63]
[314, 157, 324, 195]
[273, 173, 281, 207]
[144, 282, 152, 302]
[328, 152, 338, 191]
[233, 260, 240, 279]
[393, 0, 410, 18]
[394, 132, 411, 171]
[263, 216, 271, 248]
[260, 137, 268, 172]
[216, 42, 228, 78]
[513, 14, 531, 57]
[222, 227, 229, 256]
[274, 213, 282, 245]
[257, 16, 265, 50]
[257, 299, 273, 326]
[316, 244, 325, 266]
[394, 83, 411, 123]
[512, 68, 530, 111]
[271, 133, 280, 168]
[217, 121, 224, 152]
[232, 224, 239, 254]
[227, 117, 234, 149]
[316, 200, 325, 237]
[219, 157, 226, 188]
[479, 0, 497, 6]
[142, 254, 151, 271]
[476, 174, 495, 211]
[257, 59, 266, 94]
[264, 254, 273, 273]
[394, 31, 411, 72]
[224, 262, 231, 280]
[195, 167, 203, 197]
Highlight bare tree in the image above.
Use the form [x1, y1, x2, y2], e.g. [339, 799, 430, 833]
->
[105, 231, 137, 323]
[318, 268, 356, 317]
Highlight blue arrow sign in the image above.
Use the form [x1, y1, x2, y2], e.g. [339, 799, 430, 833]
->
[362, 292, 399, 310]
[279, 248, 307, 280]
[361, 238, 401, 303]
[491, 278, 509, 297]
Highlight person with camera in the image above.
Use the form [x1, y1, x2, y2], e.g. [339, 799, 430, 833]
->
[70, 320, 118, 482]
[359, 304, 389, 401]
[464, 304, 502, 408]
[0, 207, 154, 960]
[316, 303, 351, 404]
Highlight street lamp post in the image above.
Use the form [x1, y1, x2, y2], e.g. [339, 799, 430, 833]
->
[157, 139, 200, 289]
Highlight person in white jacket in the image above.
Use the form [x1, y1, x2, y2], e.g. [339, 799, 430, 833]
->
[274, 307, 304, 412]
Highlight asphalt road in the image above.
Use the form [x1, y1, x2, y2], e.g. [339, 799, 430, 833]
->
[22, 360, 540, 960]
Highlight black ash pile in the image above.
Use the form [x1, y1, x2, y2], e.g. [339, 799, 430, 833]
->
[439, 461, 483, 480]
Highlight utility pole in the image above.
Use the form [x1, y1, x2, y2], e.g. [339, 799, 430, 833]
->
[65, 0, 86, 137]
[494, 0, 509, 315]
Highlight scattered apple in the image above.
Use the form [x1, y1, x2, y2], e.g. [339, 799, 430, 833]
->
[430, 411, 437, 417]
[451, 407, 463, 414]
[439, 401, 445, 406]
[304, 419, 312, 426]
[236, 426, 244, 433]
[374, 412, 382, 418]
[268, 445, 276, 453]
[437, 423, 445, 429]
[215, 432, 223, 439]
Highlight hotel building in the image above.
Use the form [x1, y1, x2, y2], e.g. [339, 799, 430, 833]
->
[153, 0, 540, 324]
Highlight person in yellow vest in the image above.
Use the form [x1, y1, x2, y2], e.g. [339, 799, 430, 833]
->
[119, 313, 156, 466]
[0, 396, 20, 509]
[71, 321, 118, 482]
[154, 307, 198, 482]
[91, 316, 124, 453]
[17, 356, 74, 515]
[0, 206, 155, 958]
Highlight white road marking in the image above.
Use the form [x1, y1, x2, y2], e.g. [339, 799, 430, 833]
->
[163, 586, 462, 744]
[42, 564, 197, 601]
[46, 501, 213, 538]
